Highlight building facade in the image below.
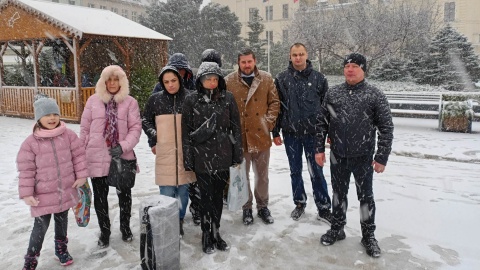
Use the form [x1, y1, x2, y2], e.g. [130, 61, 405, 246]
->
[212, 0, 480, 55]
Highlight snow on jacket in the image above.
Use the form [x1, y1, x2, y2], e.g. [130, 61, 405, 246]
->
[225, 66, 280, 153]
[152, 53, 195, 93]
[316, 80, 394, 165]
[142, 66, 196, 186]
[182, 62, 243, 174]
[79, 65, 142, 178]
[273, 60, 328, 137]
[17, 122, 88, 217]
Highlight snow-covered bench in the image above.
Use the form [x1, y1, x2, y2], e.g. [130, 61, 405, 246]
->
[385, 93, 442, 116]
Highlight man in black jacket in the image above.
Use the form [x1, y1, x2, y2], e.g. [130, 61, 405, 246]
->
[315, 53, 394, 258]
[273, 43, 332, 223]
[152, 53, 195, 93]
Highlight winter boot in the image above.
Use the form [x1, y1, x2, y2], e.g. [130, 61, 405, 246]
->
[211, 227, 229, 251]
[97, 230, 111, 248]
[317, 209, 332, 225]
[320, 229, 346, 246]
[257, 207, 274, 224]
[22, 252, 39, 270]
[361, 236, 381, 258]
[202, 231, 215, 254]
[242, 209, 254, 225]
[179, 219, 184, 238]
[54, 238, 73, 266]
[291, 204, 306, 221]
[190, 208, 201, 226]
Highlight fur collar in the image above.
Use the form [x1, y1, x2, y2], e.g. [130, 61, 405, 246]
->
[95, 65, 130, 104]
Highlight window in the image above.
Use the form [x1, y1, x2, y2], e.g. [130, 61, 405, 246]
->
[444, 2, 455, 22]
[266, 31, 273, 44]
[265, 5, 273, 21]
[100, 5, 107, 10]
[68, 0, 75, 5]
[52, 0, 59, 2]
[249, 8, 258, 22]
[122, 9, 129, 18]
[88, 3, 95, 8]
[132, 11, 138, 22]
[339, 0, 348, 4]
[111, 7, 118, 14]
[283, 29, 289, 44]
[282, 4, 288, 19]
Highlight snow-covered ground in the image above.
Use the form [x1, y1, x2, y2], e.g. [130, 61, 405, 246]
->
[0, 115, 479, 270]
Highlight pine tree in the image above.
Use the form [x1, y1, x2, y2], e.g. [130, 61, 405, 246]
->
[245, 9, 266, 68]
[371, 58, 409, 81]
[410, 25, 480, 91]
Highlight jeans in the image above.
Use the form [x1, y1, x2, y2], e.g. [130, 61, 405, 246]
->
[159, 184, 190, 220]
[26, 210, 69, 256]
[330, 154, 376, 237]
[283, 132, 331, 211]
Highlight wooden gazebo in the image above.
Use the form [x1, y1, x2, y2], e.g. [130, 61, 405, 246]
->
[0, 0, 171, 122]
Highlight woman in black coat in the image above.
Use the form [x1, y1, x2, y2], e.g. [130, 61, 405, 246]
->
[182, 61, 243, 254]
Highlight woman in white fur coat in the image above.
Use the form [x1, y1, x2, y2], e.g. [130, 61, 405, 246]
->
[79, 65, 142, 248]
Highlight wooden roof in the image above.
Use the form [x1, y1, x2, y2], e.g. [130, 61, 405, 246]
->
[0, 0, 172, 41]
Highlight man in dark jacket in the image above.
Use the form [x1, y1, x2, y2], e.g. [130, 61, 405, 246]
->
[316, 53, 394, 258]
[273, 43, 332, 223]
[152, 53, 195, 93]
[225, 48, 280, 226]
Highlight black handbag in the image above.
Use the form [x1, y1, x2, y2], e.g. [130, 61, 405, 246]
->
[107, 156, 137, 189]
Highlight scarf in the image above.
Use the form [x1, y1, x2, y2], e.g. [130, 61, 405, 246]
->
[104, 96, 119, 147]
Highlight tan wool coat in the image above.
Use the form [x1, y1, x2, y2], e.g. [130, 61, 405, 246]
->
[155, 114, 196, 186]
[225, 67, 280, 153]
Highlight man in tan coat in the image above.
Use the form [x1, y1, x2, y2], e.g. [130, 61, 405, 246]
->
[225, 48, 280, 225]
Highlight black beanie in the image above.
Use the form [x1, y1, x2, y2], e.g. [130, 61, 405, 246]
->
[344, 53, 367, 72]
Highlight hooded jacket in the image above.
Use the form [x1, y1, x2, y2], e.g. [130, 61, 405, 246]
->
[182, 62, 243, 174]
[152, 53, 195, 93]
[79, 65, 142, 178]
[317, 80, 394, 165]
[225, 66, 280, 153]
[17, 122, 89, 217]
[142, 66, 196, 186]
[273, 60, 328, 137]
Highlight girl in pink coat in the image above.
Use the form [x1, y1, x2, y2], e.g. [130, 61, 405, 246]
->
[17, 97, 88, 269]
[80, 65, 142, 248]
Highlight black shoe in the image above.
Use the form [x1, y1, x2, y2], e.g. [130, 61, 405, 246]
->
[257, 207, 274, 224]
[191, 210, 201, 226]
[361, 237, 381, 258]
[121, 227, 133, 242]
[291, 204, 305, 221]
[243, 209, 254, 225]
[202, 231, 215, 254]
[179, 219, 184, 238]
[317, 209, 332, 225]
[97, 231, 110, 248]
[213, 232, 230, 251]
[320, 229, 346, 246]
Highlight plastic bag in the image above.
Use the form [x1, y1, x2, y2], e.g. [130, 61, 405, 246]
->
[227, 161, 248, 212]
[72, 181, 92, 227]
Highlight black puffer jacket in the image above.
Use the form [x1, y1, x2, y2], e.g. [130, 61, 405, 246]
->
[142, 66, 191, 147]
[152, 53, 195, 93]
[316, 80, 394, 165]
[273, 60, 328, 137]
[182, 62, 243, 174]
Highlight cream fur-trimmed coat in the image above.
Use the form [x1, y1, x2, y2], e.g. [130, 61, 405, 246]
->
[79, 65, 142, 178]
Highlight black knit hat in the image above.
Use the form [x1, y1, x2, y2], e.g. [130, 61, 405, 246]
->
[201, 49, 222, 67]
[344, 53, 367, 72]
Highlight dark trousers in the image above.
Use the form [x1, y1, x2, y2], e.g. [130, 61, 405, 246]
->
[330, 154, 376, 237]
[91, 176, 132, 234]
[283, 132, 331, 211]
[26, 210, 68, 256]
[189, 182, 200, 215]
[195, 170, 229, 233]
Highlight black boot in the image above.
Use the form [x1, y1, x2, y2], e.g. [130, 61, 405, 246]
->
[179, 219, 184, 238]
[120, 212, 133, 242]
[202, 231, 215, 254]
[211, 227, 229, 251]
[98, 230, 111, 248]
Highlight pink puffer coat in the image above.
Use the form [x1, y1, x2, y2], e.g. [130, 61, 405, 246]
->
[17, 122, 89, 217]
[79, 65, 142, 178]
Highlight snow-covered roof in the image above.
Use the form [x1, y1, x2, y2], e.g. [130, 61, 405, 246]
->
[0, 0, 172, 40]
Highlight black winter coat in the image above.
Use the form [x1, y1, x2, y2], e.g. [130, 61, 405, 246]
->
[273, 60, 328, 137]
[142, 66, 191, 148]
[182, 62, 243, 174]
[317, 80, 394, 165]
[152, 53, 195, 93]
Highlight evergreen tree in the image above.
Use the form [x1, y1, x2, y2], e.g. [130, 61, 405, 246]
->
[371, 58, 409, 81]
[410, 25, 480, 91]
[245, 9, 266, 68]
[269, 41, 289, 78]
[199, 3, 245, 68]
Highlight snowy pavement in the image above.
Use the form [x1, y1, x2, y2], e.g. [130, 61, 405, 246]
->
[0, 116, 479, 270]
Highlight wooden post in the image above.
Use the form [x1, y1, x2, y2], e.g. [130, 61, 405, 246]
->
[0, 42, 6, 114]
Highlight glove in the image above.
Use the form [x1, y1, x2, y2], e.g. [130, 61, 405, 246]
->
[109, 145, 123, 157]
